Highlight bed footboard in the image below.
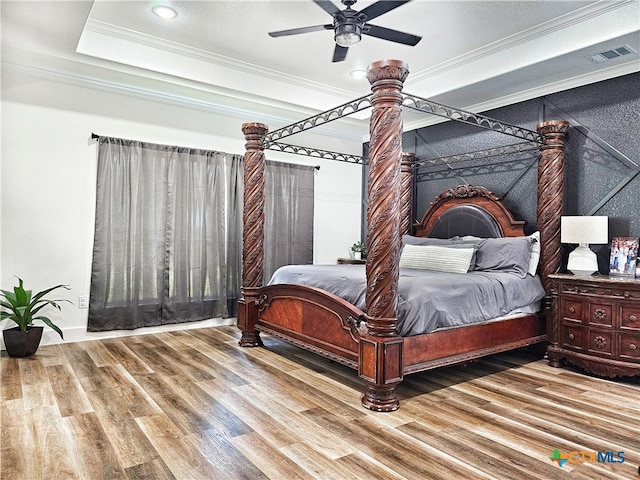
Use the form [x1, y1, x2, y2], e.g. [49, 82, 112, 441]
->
[239, 284, 365, 369]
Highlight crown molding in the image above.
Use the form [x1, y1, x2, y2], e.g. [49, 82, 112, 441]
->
[1, 60, 290, 122]
[2, 58, 368, 143]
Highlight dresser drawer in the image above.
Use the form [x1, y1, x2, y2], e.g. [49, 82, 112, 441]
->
[560, 324, 583, 351]
[586, 330, 613, 357]
[619, 334, 640, 361]
[560, 298, 583, 321]
[587, 302, 614, 328]
[620, 304, 640, 331]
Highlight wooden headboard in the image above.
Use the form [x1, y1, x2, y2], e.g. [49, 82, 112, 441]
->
[413, 185, 525, 239]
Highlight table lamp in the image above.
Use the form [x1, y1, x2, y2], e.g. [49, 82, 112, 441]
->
[561, 216, 608, 275]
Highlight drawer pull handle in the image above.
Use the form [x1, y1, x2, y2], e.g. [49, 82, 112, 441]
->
[568, 333, 575, 340]
[569, 307, 575, 314]
[594, 336, 607, 349]
[624, 291, 630, 298]
[629, 344, 637, 351]
[630, 315, 637, 322]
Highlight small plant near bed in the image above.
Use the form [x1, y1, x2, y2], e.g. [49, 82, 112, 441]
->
[351, 240, 366, 259]
[1, 277, 70, 357]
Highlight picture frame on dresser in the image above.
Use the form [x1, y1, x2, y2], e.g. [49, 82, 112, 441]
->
[608, 237, 638, 276]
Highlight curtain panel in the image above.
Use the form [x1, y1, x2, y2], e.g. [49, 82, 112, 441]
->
[264, 161, 315, 282]
[88, 138, 315, 332]
[88, 137, 243, 331]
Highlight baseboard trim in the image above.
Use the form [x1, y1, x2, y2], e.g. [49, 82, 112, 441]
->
[1, 317, 237, 351]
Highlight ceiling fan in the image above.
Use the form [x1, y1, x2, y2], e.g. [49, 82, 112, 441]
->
[268, 0, 422, 63]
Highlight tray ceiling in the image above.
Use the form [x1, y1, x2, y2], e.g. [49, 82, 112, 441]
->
[2, 0, 639, 138]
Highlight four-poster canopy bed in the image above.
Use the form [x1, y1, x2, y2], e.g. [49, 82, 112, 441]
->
[238, 59, 569, 411]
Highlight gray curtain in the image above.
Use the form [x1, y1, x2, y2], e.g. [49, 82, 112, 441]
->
[263, 161, 315, 282]
[88, 137, 243, 331]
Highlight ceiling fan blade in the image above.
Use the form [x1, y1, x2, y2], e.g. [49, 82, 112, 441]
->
[363, 24, 421, 46]
[358, 0, 412, 22]
[269, 24, 333, 37]
[313, 0, 342, 16]
[332, 44, 348, 62]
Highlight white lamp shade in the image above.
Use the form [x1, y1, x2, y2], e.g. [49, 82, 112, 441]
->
[561, 216, 608, 244]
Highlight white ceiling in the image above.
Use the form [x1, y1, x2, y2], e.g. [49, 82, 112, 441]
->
[2, 0, 639, 139]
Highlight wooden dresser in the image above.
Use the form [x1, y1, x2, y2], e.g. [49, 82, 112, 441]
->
[547, 273, 640, 377]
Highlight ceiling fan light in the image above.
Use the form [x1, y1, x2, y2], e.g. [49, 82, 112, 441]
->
[335, 23, 361, 47]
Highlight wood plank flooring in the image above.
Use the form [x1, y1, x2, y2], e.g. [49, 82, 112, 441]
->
[1, 326, 639, 479]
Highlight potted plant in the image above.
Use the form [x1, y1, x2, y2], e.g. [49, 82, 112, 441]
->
[1, 277, 70, 357]
[351, 240, 366, 260]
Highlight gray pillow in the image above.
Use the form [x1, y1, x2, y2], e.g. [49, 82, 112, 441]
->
[473, 236, 534, 278]
[463, 233, 541, 276]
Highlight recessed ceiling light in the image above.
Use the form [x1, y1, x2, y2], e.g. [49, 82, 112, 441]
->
[349, 69, 367, 79]
[152, 5, 178, 19]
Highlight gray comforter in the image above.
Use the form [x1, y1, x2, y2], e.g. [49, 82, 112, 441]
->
[269, 264, 546, 336]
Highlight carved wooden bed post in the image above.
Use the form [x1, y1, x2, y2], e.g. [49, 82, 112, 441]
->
[400, 152, 415, 236]
[360, 60, 409, 411]
[536, 120, 569, 360]
[238, 122, 269, 347]
[536, 120, 569, 292]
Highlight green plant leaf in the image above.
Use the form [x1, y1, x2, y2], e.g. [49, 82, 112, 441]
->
[1, 312, 19, 322]
[31, 300, 68, 317]
[1, 291, 18, 308]
[1, 289, 16, 300]
[0, 299, 15, 310]
[35, 316, 64, 340]
[31, 284, 70, 303]
[14, 279, 30, 305]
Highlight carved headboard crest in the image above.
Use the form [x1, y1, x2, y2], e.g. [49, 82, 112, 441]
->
[414, 184, 525, 238]
[431, 185, 499, 206]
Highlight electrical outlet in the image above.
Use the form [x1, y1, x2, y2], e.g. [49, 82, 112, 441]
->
[78, 296, 88, 309]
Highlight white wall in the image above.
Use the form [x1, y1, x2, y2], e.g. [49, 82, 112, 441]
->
[1, 73, 363, 348]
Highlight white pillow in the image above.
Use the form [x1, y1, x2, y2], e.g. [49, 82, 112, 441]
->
[528, 231, 541, 276]
[399, 244, 475, 273]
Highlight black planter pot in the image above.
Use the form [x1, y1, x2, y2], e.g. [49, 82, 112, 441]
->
[2, 326, 44, 357]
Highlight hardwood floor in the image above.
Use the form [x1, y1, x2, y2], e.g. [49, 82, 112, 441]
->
[1, 326, 638, 479]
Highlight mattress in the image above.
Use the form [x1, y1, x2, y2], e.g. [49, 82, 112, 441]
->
[269, 264, 546, 336]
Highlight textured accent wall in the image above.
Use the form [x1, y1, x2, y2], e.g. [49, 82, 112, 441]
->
[403, 72, 640, 262]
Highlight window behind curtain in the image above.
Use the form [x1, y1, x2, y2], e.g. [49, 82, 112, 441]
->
[88, 138, 315, 332]
[88, 137, 243, 331]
